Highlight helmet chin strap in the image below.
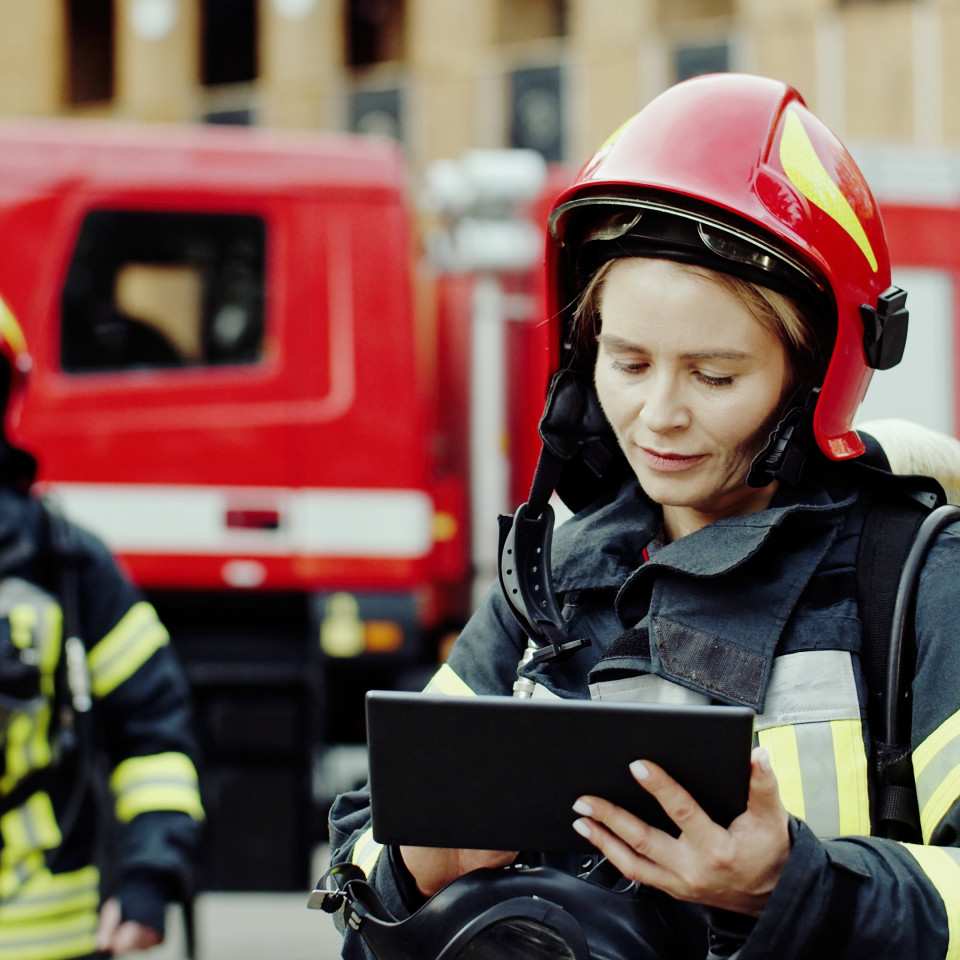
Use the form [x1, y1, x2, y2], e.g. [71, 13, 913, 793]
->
[747, 387, 821, 488]
[497, 370, 613, 664]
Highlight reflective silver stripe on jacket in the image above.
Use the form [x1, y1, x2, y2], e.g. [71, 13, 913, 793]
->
[757, 650, 869, 837]
[592, 650, 870, 838]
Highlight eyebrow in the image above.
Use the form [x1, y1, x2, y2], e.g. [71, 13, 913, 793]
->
[596, 334, 753, 361]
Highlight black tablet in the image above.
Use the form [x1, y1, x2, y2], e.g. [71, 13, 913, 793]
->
[365, 690, 755, 853]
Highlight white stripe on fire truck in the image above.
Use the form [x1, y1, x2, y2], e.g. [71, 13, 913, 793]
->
[43, 484, 434, 558]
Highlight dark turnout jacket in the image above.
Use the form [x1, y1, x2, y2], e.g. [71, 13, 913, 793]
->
[330, 474, 960, 959]
[0, 485, 203, 960]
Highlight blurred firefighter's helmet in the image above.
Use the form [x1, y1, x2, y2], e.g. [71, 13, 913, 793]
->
[542, 72, 906, 508]
[0, 292, 36, 488]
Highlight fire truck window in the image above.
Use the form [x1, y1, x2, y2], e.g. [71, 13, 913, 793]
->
[61, 211, 266, 373]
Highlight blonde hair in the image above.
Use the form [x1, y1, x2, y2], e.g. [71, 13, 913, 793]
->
[856, 418, 960, 504]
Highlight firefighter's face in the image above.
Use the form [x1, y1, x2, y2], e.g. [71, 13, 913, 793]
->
[594, 257, 789, 540]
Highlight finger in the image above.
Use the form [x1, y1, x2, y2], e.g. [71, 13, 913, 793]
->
[112, 920, 163, 953]
[572, 809, 675, 889]
[96, 898, 121, 951]
[628, 759, 722, 843]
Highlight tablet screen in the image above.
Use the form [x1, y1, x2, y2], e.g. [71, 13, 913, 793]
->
[366, 691, 755, 853]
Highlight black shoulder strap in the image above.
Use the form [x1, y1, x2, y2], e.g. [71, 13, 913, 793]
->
[856, 495, 929, 742]
[854, 471, 954, 842]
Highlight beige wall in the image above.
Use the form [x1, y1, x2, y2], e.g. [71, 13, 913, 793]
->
[841, 2, 915, 141]
[0, 0, 956, 177]
[259, 0, 343, 129]
[115, 0, 200, 122]
[0, 0, 64, 116]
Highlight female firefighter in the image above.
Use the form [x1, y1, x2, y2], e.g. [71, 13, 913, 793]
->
[327, 73, 960, 959]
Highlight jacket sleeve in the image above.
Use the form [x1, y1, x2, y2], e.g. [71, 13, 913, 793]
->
[326, 583, 527, 958]
[735, 522, 960, 959]
[75, 524, 204, 932]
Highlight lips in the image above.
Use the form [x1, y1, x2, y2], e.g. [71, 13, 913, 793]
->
[639, 448, 707, 472]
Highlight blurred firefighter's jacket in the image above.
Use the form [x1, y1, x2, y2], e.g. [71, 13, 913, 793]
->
[0, 483, 203, 960]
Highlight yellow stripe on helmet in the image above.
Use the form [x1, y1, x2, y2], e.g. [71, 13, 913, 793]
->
[779, 109, 878, 273]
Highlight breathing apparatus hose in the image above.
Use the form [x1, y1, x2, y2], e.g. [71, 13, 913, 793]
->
[884, 504, 960, 745]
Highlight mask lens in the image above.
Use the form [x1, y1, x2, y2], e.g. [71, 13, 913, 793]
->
[448, 918, 581, 960]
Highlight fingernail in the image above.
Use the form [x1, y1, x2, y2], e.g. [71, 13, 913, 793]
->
[572, 818, 592, 838]
[756, 747, 771, 772]
[572, 799, 593, 817]
[630, 760, 650, 781]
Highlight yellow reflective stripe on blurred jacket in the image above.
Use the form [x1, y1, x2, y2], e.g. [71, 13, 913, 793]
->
[0, 887, 99, 960]
[0, 706, 53, 793]
[1, 791, 61, 858]
[87, 601, 169, 697]
[0, 793, 61, 899]
[0, 864, 99, 922]
[351, 825, 384, 877]
[423, 663, 475, 696]
[914, 707, 960, 843]
[110, 751, 204, 823]
[900, 844, 960, 959]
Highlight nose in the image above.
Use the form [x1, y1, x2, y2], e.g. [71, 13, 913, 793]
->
[638, 371, 690, 433]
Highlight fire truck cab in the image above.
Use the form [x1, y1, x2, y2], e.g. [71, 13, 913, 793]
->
[0, 119, 553, 891]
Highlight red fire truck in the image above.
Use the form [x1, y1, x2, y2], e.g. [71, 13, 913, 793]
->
[0, 119, 560, 891]
[0, 121, 956, 894]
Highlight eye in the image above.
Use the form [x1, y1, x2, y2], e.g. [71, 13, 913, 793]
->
[694, 371, 734, 387]
[610, 358, 648, 375]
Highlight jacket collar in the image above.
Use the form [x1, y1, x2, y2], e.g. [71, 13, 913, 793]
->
[551, 477, 858, 711]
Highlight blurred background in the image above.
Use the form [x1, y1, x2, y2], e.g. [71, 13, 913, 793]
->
[0, 1, 957, 957]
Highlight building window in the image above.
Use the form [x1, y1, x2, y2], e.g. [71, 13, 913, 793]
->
[349, 87, 404, 141]
[62, 211, 266, 373]
[202, 0, 258, 86]
[67, 0, 114, 105]
[510, 65, 564, 163]
[498, 0, 566, 43]
[347, 0, 405, 67]
[674, 42, 729, 83]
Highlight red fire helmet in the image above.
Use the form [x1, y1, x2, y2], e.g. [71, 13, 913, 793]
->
[546, 72, 905, 466]
[0, 290, 35, 485]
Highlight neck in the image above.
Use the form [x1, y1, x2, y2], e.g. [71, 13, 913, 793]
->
[661, 481, 780, 542]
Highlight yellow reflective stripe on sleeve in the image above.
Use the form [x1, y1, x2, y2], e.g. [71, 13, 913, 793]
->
[915, 708, 960, 843]
[110, 752, 204, 823]
[758, 725, 805, 820]
[831, 718, 871, 836]
[422, 663, 476, 697]
[87, 602, 169, 698]
[351, 826, 384, 877]
[900, 844, 960, 959]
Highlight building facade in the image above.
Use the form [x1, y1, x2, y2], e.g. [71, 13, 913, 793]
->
[0, 0, 957, 177]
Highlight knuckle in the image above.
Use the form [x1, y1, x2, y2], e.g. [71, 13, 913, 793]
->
[670, 799, 697, 824]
